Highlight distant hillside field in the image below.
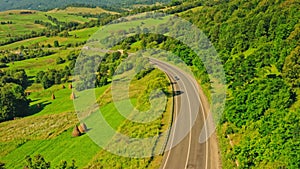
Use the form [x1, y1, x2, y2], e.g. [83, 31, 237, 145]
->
[47, 7, 118, 14]
[0, 9, 96, 43]
[0, 0, 171, 11]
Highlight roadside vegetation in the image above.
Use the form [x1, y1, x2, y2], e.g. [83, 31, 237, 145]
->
[179, 0, 300, 168]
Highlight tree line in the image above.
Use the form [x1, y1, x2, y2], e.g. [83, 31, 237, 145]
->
[35, 51, 78, 89]
[0, 69, 29, 122]
[0, 49, 54, 63]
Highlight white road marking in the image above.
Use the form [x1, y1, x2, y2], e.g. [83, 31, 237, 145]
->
[162, 67, 192, 169]
[162, 74, 179, 169]
[188, 75, 208, 169]
[156, 60, 209, 169]
[181, 75, 192, 169]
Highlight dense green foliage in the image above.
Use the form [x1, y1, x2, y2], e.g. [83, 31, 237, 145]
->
[76, 50, 157, 91]
[0, 69, 29, 122]
[0, 49, 54, 63]
[178, 0, 300, 168]
[282, 46, 300, 87]
[36, 69, 67, 89]
[34, 50, 78, 89]
[96, 51, 124, 87]
[36, 64, 74, 89]
[115, 32, 209, 85]
[24, 154, 77, 169]
[25, 154, 51, 169]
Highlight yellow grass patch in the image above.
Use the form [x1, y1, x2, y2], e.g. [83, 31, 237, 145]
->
[47, 7, 118, 15]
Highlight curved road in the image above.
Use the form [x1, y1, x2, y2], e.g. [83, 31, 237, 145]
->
[151, 58, 220, 169]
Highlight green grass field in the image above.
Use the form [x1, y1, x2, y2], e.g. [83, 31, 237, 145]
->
[0, 68, 172, 168]
[0, 10, 47, 42]
[4, 50, 68, 76]
[0, 26, 99, 50]
[0, 12, 175, 168]
[1, 128, 101, 169]
[83, 69, 172, 169]
[0, 97, 137, 168]
[0, 8, 100, 42]
[29, 84, 110, 116]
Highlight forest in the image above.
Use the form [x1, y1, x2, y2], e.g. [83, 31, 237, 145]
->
[180, 0, 300, 168]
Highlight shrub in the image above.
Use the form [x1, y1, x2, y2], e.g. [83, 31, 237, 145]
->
[56, 57, 65, 64]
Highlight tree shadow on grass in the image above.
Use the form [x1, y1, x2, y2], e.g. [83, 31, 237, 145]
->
[26, 76, 36, 87]
[27, 101, 51, 116]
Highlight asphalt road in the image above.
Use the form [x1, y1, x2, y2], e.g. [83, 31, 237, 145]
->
[151, 58, 220, 169]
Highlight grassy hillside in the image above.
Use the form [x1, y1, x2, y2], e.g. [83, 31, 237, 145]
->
[0, 9, 103, 43]
[47, 7, 118, 15]
[0, 68, 172, 168]
[0, 0, 171, 11]
[0, 6, 173, 168]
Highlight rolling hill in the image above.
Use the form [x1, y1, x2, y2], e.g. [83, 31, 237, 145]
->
[0, 0, 171, 11]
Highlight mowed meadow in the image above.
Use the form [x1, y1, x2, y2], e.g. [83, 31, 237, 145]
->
[0, 7, 98, 43]
[0, 70, 172, 168]
[0, 7, 173, 168]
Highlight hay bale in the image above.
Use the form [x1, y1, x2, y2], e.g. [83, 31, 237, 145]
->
[69, 84, 73, 89]
[70, 92, 76, 100]
[51, 93, 55, 100]
[78, 123, 87, 133]
[72, 125, 81, 137]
